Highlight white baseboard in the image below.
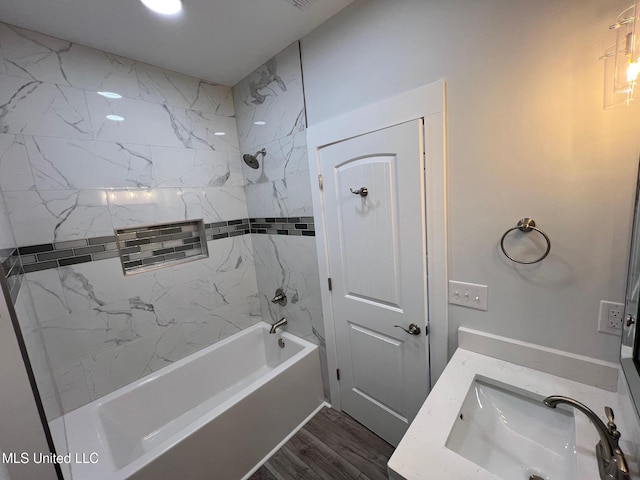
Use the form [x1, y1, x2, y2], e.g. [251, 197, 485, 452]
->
[458, 327, 619, 392]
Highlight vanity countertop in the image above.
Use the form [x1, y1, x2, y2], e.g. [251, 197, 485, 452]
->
[387, 348, 639, 480]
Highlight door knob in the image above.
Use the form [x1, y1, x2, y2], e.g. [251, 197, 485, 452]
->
[394, 323, 421, 335]
[349, 187, 368, 197]
[627, 314, 636, 327]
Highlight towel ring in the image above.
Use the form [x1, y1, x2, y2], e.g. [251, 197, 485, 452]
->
[500, 218, 551, 264]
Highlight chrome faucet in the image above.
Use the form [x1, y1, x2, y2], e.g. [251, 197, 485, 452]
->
[544, 396, 630, 480]
[269, 317, 287, 334]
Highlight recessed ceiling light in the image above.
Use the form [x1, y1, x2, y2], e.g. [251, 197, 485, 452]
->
[253, 121, 266, 125]
[140, 0, 182, 15]
[97, 91, 122, 99]
[106, 115, 125, 122]
[214, 132, 226, 136]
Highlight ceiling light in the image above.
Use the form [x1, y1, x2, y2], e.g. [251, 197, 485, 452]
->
[97, 91, 122, 99]
[253, 121, 266, 125]
[140, 0, 182, 15]
[106, 115, 125, 122]
[214, 132, 226, 136]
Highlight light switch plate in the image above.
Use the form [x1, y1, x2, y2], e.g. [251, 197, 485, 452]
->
[448, 281, 488, 311]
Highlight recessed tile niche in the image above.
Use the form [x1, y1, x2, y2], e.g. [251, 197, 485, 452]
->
[115, 219, 208, 275]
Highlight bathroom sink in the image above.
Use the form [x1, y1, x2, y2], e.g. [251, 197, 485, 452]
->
[445, 377, 577, 480]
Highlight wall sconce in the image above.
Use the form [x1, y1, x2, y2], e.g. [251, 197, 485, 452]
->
[600, 0, 640, 108]
[602, 2, 640, 108]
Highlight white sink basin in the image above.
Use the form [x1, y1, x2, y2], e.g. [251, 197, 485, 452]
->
[445, 377, 578, 480]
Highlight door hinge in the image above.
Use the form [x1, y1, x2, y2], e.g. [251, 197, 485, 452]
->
[318, 174, 323, 190]
[336, 369, 340, 381]
[328, 278, 332, 291]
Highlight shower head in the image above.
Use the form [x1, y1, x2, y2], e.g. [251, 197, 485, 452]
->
[243, 148, 266, 169]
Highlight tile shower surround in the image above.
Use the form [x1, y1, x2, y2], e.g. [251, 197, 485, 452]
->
[2, 217, 315, 413]
[0, 21, 245, 416]
[0, 23, 325, 413]
[233, 43, 330, 400]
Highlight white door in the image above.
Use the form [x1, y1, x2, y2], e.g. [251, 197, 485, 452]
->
[319, 119, 429, 446]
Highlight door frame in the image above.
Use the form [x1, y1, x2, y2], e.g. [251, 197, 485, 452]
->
[307, 80, 448, 409]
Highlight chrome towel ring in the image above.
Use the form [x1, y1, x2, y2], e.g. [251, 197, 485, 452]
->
[500, 218, 551, 264]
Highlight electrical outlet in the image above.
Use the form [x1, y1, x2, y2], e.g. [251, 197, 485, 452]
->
[448, 281, 488, 311]
[598, 300, 624, 335]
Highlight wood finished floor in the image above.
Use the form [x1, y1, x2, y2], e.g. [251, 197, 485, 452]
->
[249, 407, 394, 480]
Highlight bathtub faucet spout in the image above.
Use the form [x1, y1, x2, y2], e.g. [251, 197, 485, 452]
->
[269, 318, 287, 334]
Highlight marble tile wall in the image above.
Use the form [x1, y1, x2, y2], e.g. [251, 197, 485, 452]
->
[233, 42, 310, 217]
[0, 21, 261, 413]
[0, 24, 241, 247]
[29, 243, 259, 411]
[0, 192, 14, 250]
[233, 42, 329, 399]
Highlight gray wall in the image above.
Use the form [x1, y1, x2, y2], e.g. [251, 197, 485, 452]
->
[301, 0, 640, 364]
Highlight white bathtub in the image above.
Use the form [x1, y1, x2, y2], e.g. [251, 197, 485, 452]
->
[61, 322, 325, 480]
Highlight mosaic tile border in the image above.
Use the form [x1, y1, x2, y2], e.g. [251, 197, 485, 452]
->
[250, 216, 315, 236]
[11, 217, 314, 274]
[116, 220, 210, 274]
[19, 237, 121, 273]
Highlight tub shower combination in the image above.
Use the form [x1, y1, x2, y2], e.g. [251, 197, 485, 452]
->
[60, 322, 325, 480]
